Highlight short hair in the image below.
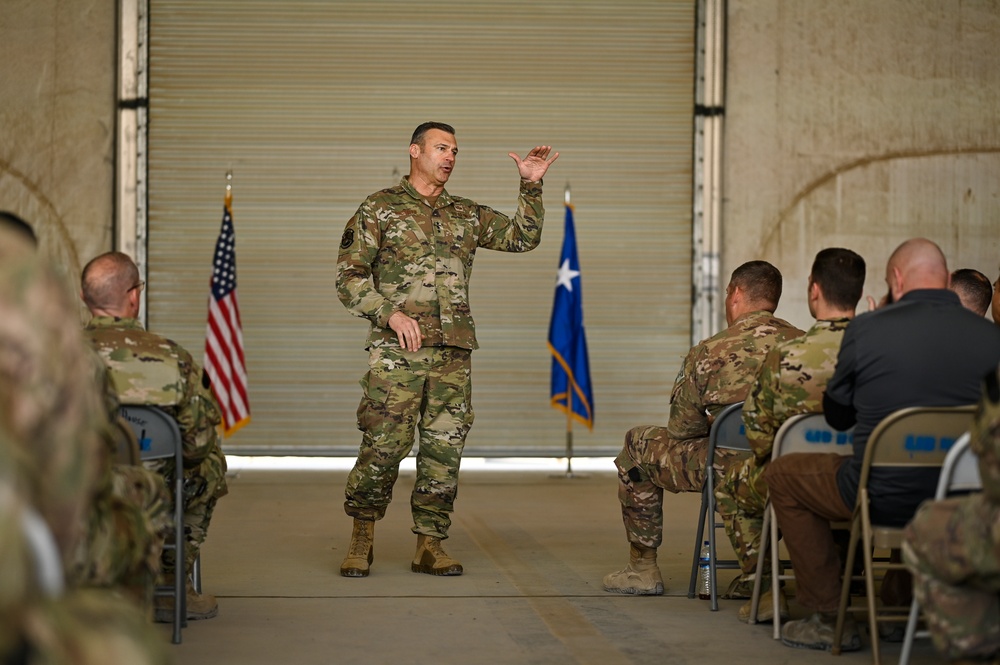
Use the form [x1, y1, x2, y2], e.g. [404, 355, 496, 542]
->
[951, 268, 993, 316]
[81, 251, 139, 311]
[730, 260, 782, 310]
[810, 248, 866, 310]
[0, 210, 37, 245]
[410, 121, 456, 146]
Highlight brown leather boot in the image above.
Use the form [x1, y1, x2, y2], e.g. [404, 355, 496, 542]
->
[602, 543, 664, 595]
[411, 534, 463, 576]
[340, 518, 375, 577]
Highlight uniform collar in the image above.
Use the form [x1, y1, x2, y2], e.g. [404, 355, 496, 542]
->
[86, 315, 145, 331]
[400, 176, 453, 209]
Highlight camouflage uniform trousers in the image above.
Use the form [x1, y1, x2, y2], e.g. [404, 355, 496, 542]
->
[715, 455, 772, 584]
[903, 494, 1000, 660]
[345, 345, 474, 539]
[148, 444, 228, 577]
[616, 425, 749, 548]
[73, 465, 171, 610]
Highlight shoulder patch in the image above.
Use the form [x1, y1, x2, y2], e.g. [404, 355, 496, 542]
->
[340, 228, 355, 249]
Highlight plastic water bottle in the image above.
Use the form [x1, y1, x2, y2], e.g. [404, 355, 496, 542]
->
[697, 541, 711, 600]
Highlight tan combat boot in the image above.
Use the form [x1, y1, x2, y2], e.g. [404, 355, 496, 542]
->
[738, 587, 789, 623]
[411, 534, 463, 576]
[340, 518, 375, 577]
[602, 543, 664, 595]
[153, 579, 218, 622]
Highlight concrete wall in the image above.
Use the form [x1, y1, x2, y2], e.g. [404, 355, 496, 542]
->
[0, 0, 116, 307]
[726, 0, 1000, 329]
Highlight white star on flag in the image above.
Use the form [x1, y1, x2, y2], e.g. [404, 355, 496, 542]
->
[556, 258, 580, 292]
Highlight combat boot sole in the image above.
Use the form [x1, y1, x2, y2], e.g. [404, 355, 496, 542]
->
[411, 558, 463, 576]
[602, 582, 664, 596]
[781, 633, 862, 652]
[154, 605, 219, 622]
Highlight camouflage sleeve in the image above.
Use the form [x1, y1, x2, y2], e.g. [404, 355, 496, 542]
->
[173, 349, 222, 467]
[336, 199, 397, 329]
[666, 345, 710, 440]
[475, 180, 545, 252]
[743, 346, 782, 461]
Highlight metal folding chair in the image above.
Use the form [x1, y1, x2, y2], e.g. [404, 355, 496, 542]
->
[747, 412, 853, 637]
[898, 432, 979, 665]
[687, 402, 750, 610]
[120, 404, 186, 645]
[832, 405, 975, 665]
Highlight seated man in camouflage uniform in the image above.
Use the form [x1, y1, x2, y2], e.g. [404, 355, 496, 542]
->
[0, 217, 169, 665]
[714, 247, 865, 622]
[81, 251, 228, 622]
[0, 212, 170, 612]
[603, 260, 803, 596]
[903, 363, 1000, 664]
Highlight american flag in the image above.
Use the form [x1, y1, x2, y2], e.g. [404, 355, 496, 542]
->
[205, 191, 250, 435]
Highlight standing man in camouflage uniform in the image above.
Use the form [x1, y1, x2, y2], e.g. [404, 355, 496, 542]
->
[903, 363, 1000, 663]
[714, 248, 865, 622]
[337, 121, 558, 577]
[81, 251, 228, 621]
[603, 261, 803, 596]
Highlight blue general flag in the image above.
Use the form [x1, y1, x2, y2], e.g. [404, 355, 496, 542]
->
[548, 204, 594, 429]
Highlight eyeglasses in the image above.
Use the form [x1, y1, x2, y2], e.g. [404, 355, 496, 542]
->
[129, 280, 145, 293]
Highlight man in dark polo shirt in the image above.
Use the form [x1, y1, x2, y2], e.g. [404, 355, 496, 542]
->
[765, 238, 1000, 652]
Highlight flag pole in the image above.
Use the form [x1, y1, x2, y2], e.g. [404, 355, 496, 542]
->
[552, 182, 587, 480]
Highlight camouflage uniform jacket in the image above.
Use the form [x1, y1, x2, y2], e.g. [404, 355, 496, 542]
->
[743, 317, 850, 462]
[667, 310, 803, 441]
[337, 175, 545, 350]
[83, 316, 222, 468]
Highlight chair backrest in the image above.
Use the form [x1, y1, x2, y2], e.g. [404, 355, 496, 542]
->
[859, 405, 976, 488]
[772, 412, 854, 459]
[119, 404, 183, 462]
[709, 402, 750, 452]
[934, 431, 980, 499]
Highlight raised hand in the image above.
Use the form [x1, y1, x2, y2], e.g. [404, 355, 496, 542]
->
[509, 145, 560, 182]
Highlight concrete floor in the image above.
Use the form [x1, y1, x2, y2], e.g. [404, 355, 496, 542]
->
[165, 462, 944, 665]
